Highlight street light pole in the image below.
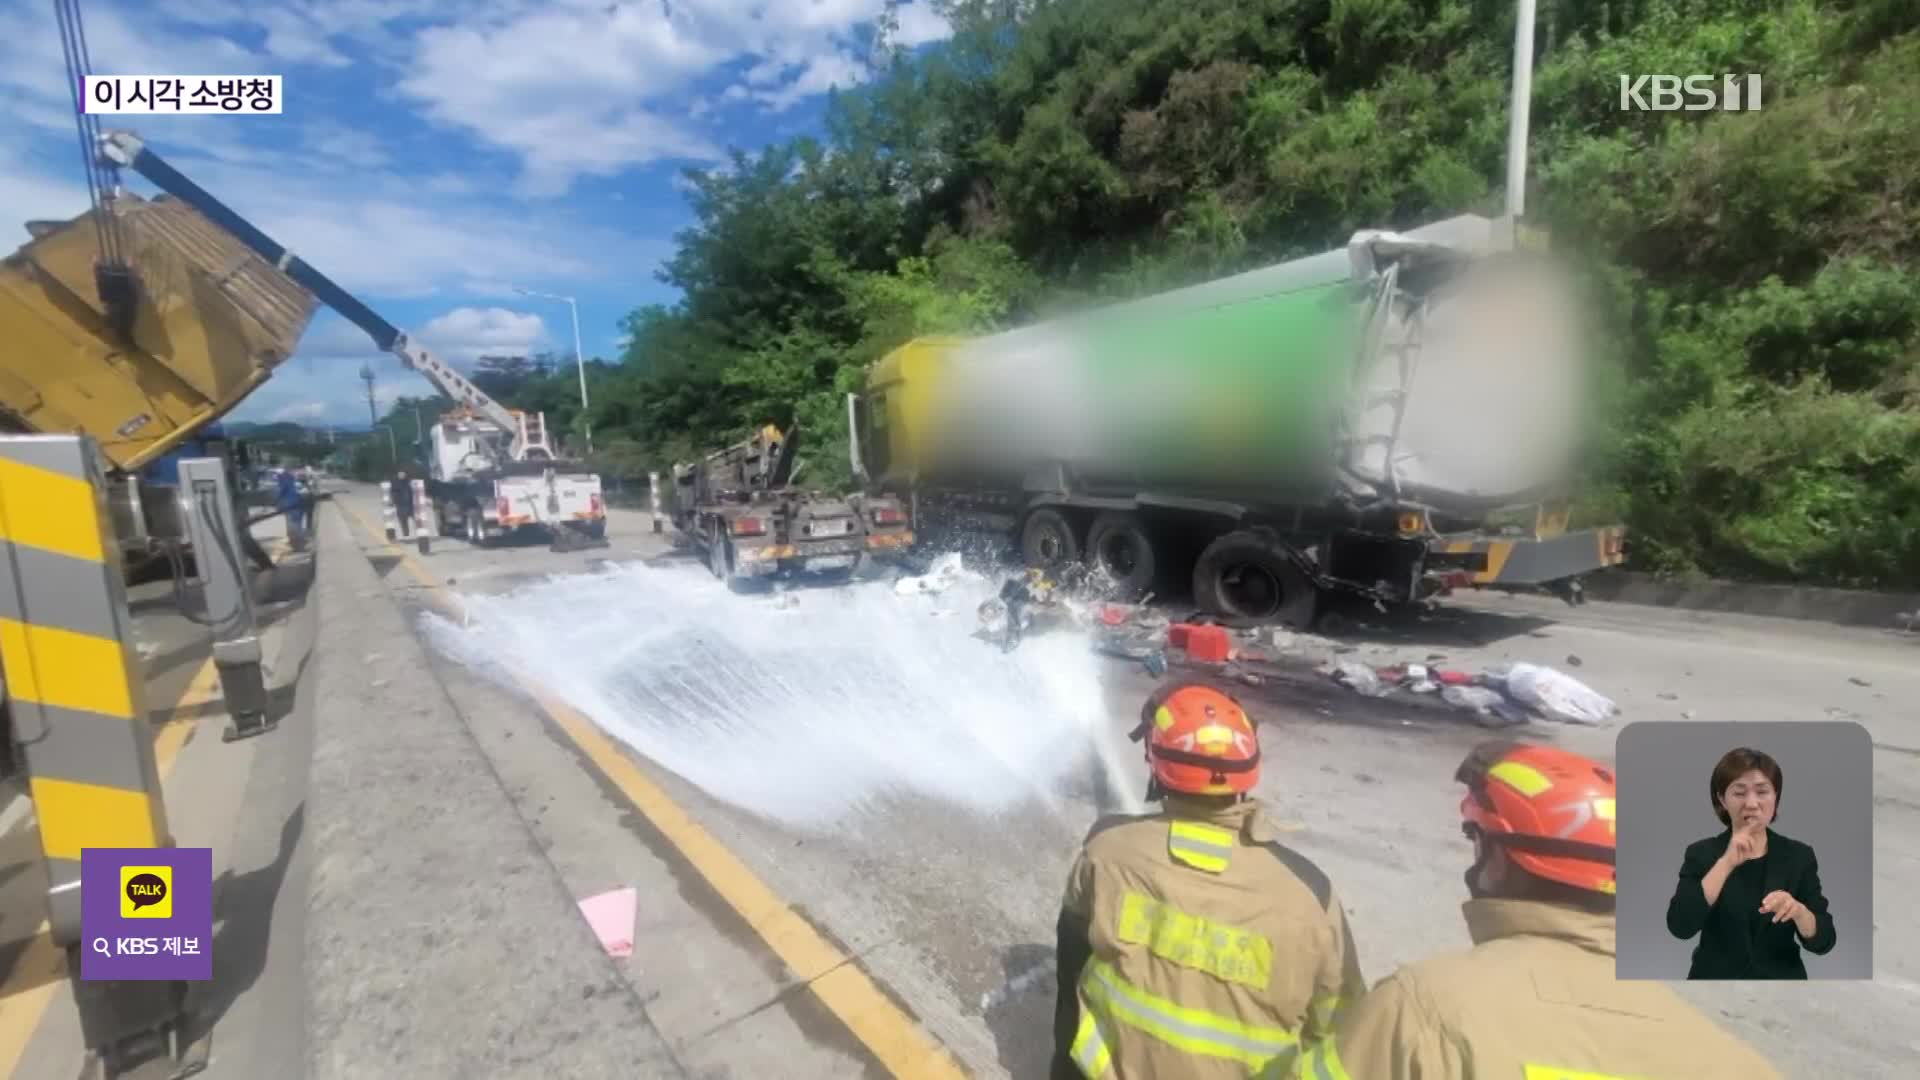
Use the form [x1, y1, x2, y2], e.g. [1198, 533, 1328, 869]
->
[1505, 0, 1538, 223]
[513, 286, 593, 456]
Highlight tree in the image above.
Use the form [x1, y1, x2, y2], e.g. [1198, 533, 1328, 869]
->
[589, 0, 1920, 588]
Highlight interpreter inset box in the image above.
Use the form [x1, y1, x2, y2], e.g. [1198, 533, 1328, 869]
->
[1615, 721, 1873, 980]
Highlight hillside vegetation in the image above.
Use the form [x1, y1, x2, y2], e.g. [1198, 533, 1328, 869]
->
[446, 0, 1920, 589]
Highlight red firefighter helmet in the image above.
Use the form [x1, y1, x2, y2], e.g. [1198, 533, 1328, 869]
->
[1456, 741, 1617, 895]
[1129, 683, 1260, 796]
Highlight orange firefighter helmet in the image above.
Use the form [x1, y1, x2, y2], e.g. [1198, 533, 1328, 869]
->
[1456, 741, 1617, 895]
[1129, 682, 1260, 796]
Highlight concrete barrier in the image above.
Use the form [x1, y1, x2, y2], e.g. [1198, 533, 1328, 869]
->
[1582, 570, 1920, 630]
[303, 503, 680, 1078]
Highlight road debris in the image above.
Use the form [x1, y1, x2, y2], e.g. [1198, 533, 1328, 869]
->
[1496, 662, 1619, 725]
[1306, 649, 1618, 727]
[1441, 685, 1529, 727]
[1328, 661, 1391, 697]
[576, 887, 637, 958]
[894, 552, 975, 596]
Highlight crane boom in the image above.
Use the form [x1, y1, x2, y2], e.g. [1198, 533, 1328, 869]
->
[95, 130, 554, 464]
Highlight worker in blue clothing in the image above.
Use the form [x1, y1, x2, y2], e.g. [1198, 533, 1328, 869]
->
[276, 467, 307, 546]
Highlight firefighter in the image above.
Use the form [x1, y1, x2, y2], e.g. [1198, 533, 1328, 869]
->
[390, 468, 416, 538]
[1292, 741, 1782, 1080]
[1053, 682, 1366, 1079]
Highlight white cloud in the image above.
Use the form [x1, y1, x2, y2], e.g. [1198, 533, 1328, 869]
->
[416, 306, 550, 367]
[255, 9, 353, 68]
[95, 144, 662, 299]
[0, 169, 90, 243]
[390, 0, 949, 194]
[302, 123, 391, 170]
[892, 1, 951, 48]
[272, 401, 330, 422]
[291, 313, 385, 361]
[3, 0, 952, 203]
[753, 50, 867, 112]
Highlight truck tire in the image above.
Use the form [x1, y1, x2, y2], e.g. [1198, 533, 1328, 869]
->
[1192, 531, 1318, 628]
[1020, 508, 1080, 572]
[1086, 512, 1156, 599]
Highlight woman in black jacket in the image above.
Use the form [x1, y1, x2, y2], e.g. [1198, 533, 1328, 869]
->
[1665, 746, 1837, 979]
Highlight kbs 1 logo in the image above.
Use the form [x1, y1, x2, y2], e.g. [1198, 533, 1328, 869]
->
[1618, 74, 1763, 112]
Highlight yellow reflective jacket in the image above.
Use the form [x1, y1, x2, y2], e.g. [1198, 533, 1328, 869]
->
[1053, 796, 1366, 1080]
[1293, 898, 1784, 1080]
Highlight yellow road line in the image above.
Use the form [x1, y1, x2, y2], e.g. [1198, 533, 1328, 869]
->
[0, 655, 219, 1079]
[336, 499, 968, 1079]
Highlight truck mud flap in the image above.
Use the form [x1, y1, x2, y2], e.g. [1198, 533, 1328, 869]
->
[1426, 525, 1627, 588]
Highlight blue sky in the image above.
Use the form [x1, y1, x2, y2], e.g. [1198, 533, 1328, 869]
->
[0, 0, 951, 427]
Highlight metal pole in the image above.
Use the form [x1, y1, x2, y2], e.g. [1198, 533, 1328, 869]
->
[385, 424, 397, 463]
[1505, 0, 1538, 222]
[569, 297, 592, 456]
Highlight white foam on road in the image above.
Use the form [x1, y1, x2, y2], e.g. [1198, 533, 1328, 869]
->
[424, 559, 1143, 832]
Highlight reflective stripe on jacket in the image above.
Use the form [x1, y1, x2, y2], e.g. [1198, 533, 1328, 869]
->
[1055, 797, 1366, 1079]
[1290, 898, 1784, 1080]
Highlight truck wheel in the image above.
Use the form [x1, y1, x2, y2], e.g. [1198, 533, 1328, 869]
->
[1020, 508, 1080, 572]
[1086, 513, 1156, 599]
[585, 520, 607, 541]
[708, 527, 728, 580]
[1192, 531, 1318, 628]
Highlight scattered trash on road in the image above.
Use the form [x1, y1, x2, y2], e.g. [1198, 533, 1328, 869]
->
[1328, 661, 1391, 697]
[893, 551, 974, 596]
[577, 887, 637, 959]
[1495, 662, 1619, 726]
[1441, 685, 1528, 727]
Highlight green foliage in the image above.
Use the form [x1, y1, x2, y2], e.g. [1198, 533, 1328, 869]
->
[572, 0, 1918, 588]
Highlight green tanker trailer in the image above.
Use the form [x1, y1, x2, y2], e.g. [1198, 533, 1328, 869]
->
[849, 214, 1626, 625]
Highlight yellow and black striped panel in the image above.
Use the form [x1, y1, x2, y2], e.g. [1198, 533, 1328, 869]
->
[1431, 525, 1628, 587]
[0, 435, 169, 946]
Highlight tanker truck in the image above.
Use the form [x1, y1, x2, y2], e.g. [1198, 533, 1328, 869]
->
[847, 214, 1626, 626]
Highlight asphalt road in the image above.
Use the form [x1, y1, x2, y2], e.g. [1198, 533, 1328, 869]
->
[334, 482, 1918, 1079]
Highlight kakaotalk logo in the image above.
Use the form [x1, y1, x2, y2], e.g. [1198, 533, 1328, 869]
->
[120, 865, 173, 919]
[1618, 74, 1764, 112]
